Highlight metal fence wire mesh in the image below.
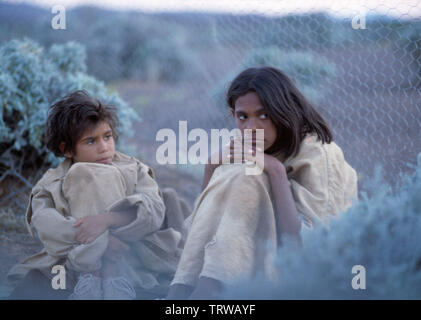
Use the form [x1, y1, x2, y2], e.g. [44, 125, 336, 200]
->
[1, 0, 421, 211]
[121, 2, 421, 190]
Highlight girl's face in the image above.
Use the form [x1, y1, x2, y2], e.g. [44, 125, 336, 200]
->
[62, 121, 116, 164]
[232, 91, 278, 151]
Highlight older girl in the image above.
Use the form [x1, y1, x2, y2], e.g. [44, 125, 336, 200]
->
[167, 66, 358, 299]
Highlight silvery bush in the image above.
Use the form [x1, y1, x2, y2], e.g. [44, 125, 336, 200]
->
[223, 154, 421, 299]
[0, 38, 139, 175]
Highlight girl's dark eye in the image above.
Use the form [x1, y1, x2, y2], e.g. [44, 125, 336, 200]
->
[87, 139, 94, 145]
[238, 115, 246, 120]
[104, 135, 112, 140]
[260, 114, 268, 120]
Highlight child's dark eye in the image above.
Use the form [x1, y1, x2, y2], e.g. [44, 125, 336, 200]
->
[260, 114, 268, 120]
[87, 139, 94, 145]
[238, 115, 246, 120]
[104, 135, 112, 140]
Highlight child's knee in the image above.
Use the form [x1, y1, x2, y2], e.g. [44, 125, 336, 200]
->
[210, 165, 272, 209]
[223, 164, 270, 190]
[62, 163, 127, 217]
[65, 162, 124, 190]
[66, 162, 119, 181]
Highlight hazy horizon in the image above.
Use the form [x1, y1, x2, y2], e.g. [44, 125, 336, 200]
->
[4, 0, 421, 18]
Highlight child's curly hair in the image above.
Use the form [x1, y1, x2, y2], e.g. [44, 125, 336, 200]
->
[45, 90, 119, 157]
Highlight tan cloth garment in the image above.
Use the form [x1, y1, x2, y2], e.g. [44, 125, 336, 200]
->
[7, 152, 190, 294]
[171, 134, 358, 287]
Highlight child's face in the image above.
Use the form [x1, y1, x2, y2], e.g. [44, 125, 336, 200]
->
[232, 91, 278, 151]
[63, 121, 116, 164]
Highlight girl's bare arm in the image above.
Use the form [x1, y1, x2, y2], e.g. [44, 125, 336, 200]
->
[266, 161, 302, 245]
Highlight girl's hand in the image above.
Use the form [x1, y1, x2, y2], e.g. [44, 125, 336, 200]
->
[247, 151, 286, 177]
[74, 213, 110, 244]
[229, 138, 287, 177]
[207, 136, 237, 167]
[202, 137, 241, 190]
[103, 235, 129, 262]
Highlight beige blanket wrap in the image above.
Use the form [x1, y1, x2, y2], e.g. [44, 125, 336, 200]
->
[171, 134, 358, 287]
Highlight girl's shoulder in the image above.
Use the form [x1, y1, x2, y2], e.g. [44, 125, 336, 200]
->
[285, 134, 347, 168]
[302, 135, 354, 177]
[286, 135, 358, 222]
[283, 134, 326, 169]
[284, 133, 357, 190]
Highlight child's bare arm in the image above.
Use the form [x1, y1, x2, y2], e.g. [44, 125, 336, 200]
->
[202, 138, 237, 191]
[240, 144, 302, 244]
[73, 210, 136, 244]
[267, 164, 302, 244]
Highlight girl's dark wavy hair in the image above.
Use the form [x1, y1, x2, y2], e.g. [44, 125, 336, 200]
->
[227, 66, 333, 158]
[45, 90, 119, 157]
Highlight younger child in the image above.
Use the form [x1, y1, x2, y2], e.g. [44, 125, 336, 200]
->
[167, 66, 358, 299]
[7, 90, 187, 299]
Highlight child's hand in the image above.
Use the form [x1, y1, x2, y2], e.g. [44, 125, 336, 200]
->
[73, 213, 110, 244]
[207, 136, 241, 167]
[229, 138, 287, 177]
[103, 235, 130, 261]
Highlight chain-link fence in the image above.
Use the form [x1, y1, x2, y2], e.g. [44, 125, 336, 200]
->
[1, 0, 421, 300]
[112, 1, 421, 192]
[1, 1, 421, 210]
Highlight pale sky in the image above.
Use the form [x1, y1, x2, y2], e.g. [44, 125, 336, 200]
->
[5, 0, 421, 18]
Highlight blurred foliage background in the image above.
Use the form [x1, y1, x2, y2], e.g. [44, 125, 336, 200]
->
[0, 1, 420, 299]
